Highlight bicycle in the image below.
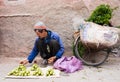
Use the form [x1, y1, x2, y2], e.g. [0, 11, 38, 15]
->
[73, 34, 120, 66]
[72, 22, 120, 66]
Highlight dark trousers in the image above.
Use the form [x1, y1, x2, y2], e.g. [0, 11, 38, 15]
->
[36, 39, 60, 59]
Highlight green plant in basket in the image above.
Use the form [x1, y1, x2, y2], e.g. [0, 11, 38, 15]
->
[77, 42, 85, 57]
[86, 4, 116, 26]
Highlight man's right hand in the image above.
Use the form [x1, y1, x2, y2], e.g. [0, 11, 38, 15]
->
[20, 59, 29, 65]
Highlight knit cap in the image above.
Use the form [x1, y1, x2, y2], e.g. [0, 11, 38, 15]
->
[34, 21, 47, 29]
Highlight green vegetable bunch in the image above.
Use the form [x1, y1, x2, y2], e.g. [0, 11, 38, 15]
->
[86, 4, 113, 26]
[78, 42, 85, 57]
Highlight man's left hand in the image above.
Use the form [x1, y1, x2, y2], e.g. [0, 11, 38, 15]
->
[48, 56, 56, 64]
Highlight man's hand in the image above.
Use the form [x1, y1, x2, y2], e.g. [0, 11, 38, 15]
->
[19, 59, 29, 65]
[48, 56, 56, 64]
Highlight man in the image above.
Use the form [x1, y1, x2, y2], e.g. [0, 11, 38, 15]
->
[20, 21, 64, 65]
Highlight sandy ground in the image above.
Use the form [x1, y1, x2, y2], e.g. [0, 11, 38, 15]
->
[0, 55, 120, 82]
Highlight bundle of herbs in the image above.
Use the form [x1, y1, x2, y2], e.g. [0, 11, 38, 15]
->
[86, 4, 116, 26]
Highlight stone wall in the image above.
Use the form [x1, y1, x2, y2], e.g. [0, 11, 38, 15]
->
[0, 0, 120, 57]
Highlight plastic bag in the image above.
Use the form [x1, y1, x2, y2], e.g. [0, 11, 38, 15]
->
[53, 56, 83, 73]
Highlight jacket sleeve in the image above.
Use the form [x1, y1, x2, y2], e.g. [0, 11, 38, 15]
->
[55, 34, 64, 58]
[27, 38, 39, 63]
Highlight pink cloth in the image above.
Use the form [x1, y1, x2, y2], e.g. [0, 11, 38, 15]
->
[53, 56, 83, 73]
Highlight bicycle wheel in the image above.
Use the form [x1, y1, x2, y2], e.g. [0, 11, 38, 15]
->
[73, 36, 110, 66]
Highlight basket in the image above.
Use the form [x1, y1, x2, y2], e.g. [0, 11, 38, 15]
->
[79, 22, 119, 49]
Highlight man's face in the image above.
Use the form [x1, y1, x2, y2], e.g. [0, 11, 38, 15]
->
[34, 29, 45, 38]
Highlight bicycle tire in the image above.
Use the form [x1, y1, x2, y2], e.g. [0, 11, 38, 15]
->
[73, 36, 110, 66]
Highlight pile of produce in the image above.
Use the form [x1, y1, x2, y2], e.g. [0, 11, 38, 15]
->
[8, 64, 55, 77]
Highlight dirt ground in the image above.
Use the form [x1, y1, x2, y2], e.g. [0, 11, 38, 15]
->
[0, 55, 120, 82]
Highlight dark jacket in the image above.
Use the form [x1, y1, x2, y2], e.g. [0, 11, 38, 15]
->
[27, 30, 64, 63]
